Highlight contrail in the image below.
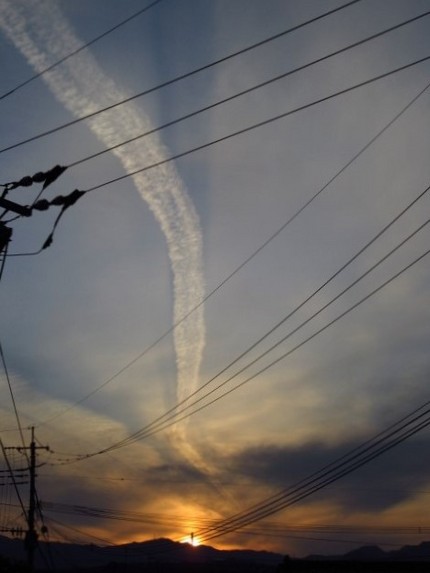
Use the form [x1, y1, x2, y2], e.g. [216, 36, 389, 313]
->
[0, 1, 205, 448]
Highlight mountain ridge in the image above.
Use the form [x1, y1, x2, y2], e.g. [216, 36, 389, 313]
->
[306, 540, 430, 562]
[1, 534, 430, 569]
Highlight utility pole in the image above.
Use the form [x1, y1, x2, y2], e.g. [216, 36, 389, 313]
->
[14, 427, 49, 571]
[26, 428, 38, 571]
[0, 197, 31, 217]
[0, 165, 81, 258]
[0, 197, 31, 253]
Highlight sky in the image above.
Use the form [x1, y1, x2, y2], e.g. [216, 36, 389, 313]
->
[0, 0, 430, 559]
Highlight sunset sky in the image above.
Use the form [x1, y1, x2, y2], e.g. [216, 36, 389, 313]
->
[1, 0, 430, 559]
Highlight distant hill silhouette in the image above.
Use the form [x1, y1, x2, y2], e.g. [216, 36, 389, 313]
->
[0, 535, 283, 570]
[307, 540, 430, 562]
[1, 534, 430, 571]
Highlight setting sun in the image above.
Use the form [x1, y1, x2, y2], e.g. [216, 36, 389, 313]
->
[181, 533, 201, 547]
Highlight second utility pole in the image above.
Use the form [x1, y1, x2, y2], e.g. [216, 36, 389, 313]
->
[19, 427, 49, 571]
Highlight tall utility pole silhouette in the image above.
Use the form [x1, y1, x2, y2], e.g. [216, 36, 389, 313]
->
[15, 427, 49, 571]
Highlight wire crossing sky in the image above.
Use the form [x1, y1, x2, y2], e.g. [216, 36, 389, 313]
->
[0, 0, 165, 101]
[32, 75, 430, 431]
[0, 0, 366, 154]
[1, 0, 430, 559]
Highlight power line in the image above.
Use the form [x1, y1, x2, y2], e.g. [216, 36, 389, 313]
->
[106, 184, 430, 447]
[5, 53, 430, 262]
[0, 0, 367, 154]
[98, 214, 430, 453]
[50, 206, 430, 461]
[43, 516, 114, 546]
[82, 54, 430, 195]
[243, 523, 430, 535]
[40, 499, 430, 542]
[195, 405, 430, 542]
[42, 501, 215, 528]
[238, 530, 404, 548]
[37, 401, 430, 553]
[64, 9, 430, 170]
[0, 441, 27, 522]
[36, 73, 430, 428]
[197, 400, 430, 530]
[9, 54, 429, 259]
[209, 415, 430, 539]
[216, 524, 428, 549]
[0, 340, 26, 448]
[0, 0, 165, 101]
[4, 3, 428, 438]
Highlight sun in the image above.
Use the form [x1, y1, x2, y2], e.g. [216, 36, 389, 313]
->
[181, 533, 201, 547]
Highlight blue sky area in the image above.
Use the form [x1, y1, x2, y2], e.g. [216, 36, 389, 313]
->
[0, 0, 430, 557]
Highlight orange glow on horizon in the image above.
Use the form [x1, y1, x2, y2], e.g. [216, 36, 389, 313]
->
[181, 533, 201, 547]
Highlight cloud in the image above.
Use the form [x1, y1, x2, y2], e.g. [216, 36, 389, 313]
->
[225, 433, 430, 515]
